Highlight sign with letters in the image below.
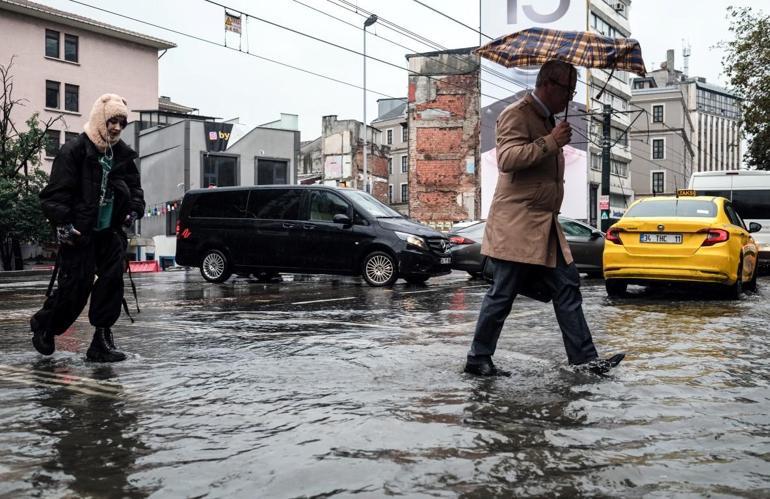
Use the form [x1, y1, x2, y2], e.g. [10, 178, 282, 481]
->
[204, 123, 234, 152]
[480, 0, 588, 221]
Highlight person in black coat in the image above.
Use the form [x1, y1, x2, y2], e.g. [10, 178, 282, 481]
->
[31, 93, 145, 362]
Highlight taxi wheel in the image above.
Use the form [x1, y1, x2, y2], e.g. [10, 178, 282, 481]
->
[726, 259, 744, 300]
[605, 279, 627, 298]
[745, 268, 758, 293]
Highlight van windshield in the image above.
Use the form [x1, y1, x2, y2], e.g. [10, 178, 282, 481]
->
[346, 191, 404, 218]
[695, 189, 770, 220]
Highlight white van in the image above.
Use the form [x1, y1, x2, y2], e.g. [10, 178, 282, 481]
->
[689, 170, 770, 270]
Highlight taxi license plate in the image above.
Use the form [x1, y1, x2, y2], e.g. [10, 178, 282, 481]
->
[640, 233, 683, 244]
[440, 257, 451, 265]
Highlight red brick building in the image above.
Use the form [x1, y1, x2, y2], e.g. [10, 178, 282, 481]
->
[406, 48, 480, 230]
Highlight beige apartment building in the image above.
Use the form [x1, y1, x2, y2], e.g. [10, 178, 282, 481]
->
[372, 98, 409, 215]
[0, 0, 174, 166]
[629, 77, 695, 197]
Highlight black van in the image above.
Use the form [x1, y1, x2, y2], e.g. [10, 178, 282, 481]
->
[175, 185, 452, 286]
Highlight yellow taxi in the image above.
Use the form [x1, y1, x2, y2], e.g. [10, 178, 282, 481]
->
[603, 191, 761, 299]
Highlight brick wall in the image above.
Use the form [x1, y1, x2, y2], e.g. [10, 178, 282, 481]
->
[408, 70, 480, 228]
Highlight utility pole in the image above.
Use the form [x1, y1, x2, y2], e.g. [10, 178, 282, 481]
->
[362, 14, 378, 193]
[600, 104, 612, 231]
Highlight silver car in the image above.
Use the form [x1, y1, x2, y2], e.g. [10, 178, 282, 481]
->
[448, 217, 605, 278]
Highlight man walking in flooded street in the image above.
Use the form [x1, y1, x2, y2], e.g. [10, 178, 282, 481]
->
[464, 61, 624, 377]
[30, 94, 144, 362]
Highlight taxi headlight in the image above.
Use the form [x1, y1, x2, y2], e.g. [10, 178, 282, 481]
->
[395, 231, 428, 251]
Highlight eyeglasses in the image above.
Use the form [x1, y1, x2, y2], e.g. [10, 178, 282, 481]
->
[549, 78, 577, 98]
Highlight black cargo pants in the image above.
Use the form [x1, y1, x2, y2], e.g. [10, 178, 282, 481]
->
[31, 229, 127, 336]
[467, 246, 599, 365]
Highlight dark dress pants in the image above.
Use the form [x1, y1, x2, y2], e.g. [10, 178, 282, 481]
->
[468, 246, 599, 365]
[31, 229, 127, 336]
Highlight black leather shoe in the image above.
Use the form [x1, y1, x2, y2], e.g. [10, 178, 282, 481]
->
[32, 329, 55, 356]
[577, 353, 625, 375]
[464, 360, 511, 377]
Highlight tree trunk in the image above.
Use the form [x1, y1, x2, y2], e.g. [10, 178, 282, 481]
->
[0, 237, 11, 271]
[12, 237, 23, 270]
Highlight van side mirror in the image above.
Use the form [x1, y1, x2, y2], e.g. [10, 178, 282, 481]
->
[749, 222, 762, 233]
[590, 230, 603, 240]
[333, 214, 351, 225]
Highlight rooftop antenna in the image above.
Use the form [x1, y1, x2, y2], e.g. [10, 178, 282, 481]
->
[682, 40, 691, 77]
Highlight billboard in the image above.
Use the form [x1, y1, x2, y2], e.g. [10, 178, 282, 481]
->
[480, 0, 589, 220]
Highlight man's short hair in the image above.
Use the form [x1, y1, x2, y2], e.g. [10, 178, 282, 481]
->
[535, 60, 575, 88]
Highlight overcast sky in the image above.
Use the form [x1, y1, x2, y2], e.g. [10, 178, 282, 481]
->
[35, 0, 763, 138]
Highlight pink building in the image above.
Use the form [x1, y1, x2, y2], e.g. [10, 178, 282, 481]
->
[0, 0, 175, 166]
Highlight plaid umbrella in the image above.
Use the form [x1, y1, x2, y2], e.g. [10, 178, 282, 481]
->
[475, 27, 646, 76]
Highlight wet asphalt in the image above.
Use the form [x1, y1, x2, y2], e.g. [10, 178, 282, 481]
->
[1, 269, 769, 498]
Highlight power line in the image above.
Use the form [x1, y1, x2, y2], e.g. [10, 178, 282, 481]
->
[411, 0, 494, 41]
[65, 0, 397, 99]
[202, 0, 531, 109]
[291, 0, 530, 101]
[324, 0, 530, 93]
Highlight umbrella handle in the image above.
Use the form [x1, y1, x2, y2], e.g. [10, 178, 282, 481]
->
[595, 64, 616, 101]
[562, 65, 576, 123]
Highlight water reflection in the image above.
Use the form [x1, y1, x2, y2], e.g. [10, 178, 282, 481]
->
[33, 361, 150, 498]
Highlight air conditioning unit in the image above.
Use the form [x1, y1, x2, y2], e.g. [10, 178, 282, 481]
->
[614, 2, 625, 13]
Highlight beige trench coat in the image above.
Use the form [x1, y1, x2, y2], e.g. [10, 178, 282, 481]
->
[481, 93, 573, 268]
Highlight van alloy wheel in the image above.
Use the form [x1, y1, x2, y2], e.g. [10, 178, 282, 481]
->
[200, 249, 232, 283]
[362, 251, 397, 287]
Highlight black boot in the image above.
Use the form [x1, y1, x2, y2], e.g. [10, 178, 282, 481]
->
[32, 329, 55, 355]
[86, 328, 127, 362]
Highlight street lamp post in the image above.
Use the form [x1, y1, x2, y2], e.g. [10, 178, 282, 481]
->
[362, 14, 378, 193]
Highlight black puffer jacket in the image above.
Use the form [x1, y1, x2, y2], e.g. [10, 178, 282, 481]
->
[40, 133, 145, 235]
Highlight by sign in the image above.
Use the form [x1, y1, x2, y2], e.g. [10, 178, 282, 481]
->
[599, 195, 610, 210]
[204, 123, 234, 152]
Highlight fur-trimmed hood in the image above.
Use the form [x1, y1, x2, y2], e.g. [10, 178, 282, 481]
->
[83, 93, 128, 151]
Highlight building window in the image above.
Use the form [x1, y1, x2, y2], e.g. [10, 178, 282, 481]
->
[64, 34, 79, 63]
[165, 202, 179, 236]
[64, 131, 79, 144]
[386, 129, 393, 145]
[651, 171, 665, 194]
[611, 159, 629, 178]
[652, 105, 664, 123]
[45, 80, 60, 109]
[388, 184, 393, 203]
[401, 124, 408, 143]
[256, 158, 288, 184]
[401, 155, 408, 173]
[400, 183, 408, 203]
[203, 154, 238, 187]
[387, 157, 392, 175]
[591, 153, 602, 171]
[64, 84, 79, 112]
[45, 30, 59, 58]
[45, 129, 60, 157]
[652, 138, 665, 160]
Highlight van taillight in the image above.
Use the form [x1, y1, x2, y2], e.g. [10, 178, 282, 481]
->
[606, 227, 623, 245]
[699, 228, 729, 246]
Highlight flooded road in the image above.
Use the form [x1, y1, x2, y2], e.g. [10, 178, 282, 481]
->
[1, 271, 769, 497]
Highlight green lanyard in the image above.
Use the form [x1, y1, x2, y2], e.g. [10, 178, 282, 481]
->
[95, 151, 114, 230]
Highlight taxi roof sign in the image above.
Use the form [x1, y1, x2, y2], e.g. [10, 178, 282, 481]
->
[677, 189, 696, 197]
